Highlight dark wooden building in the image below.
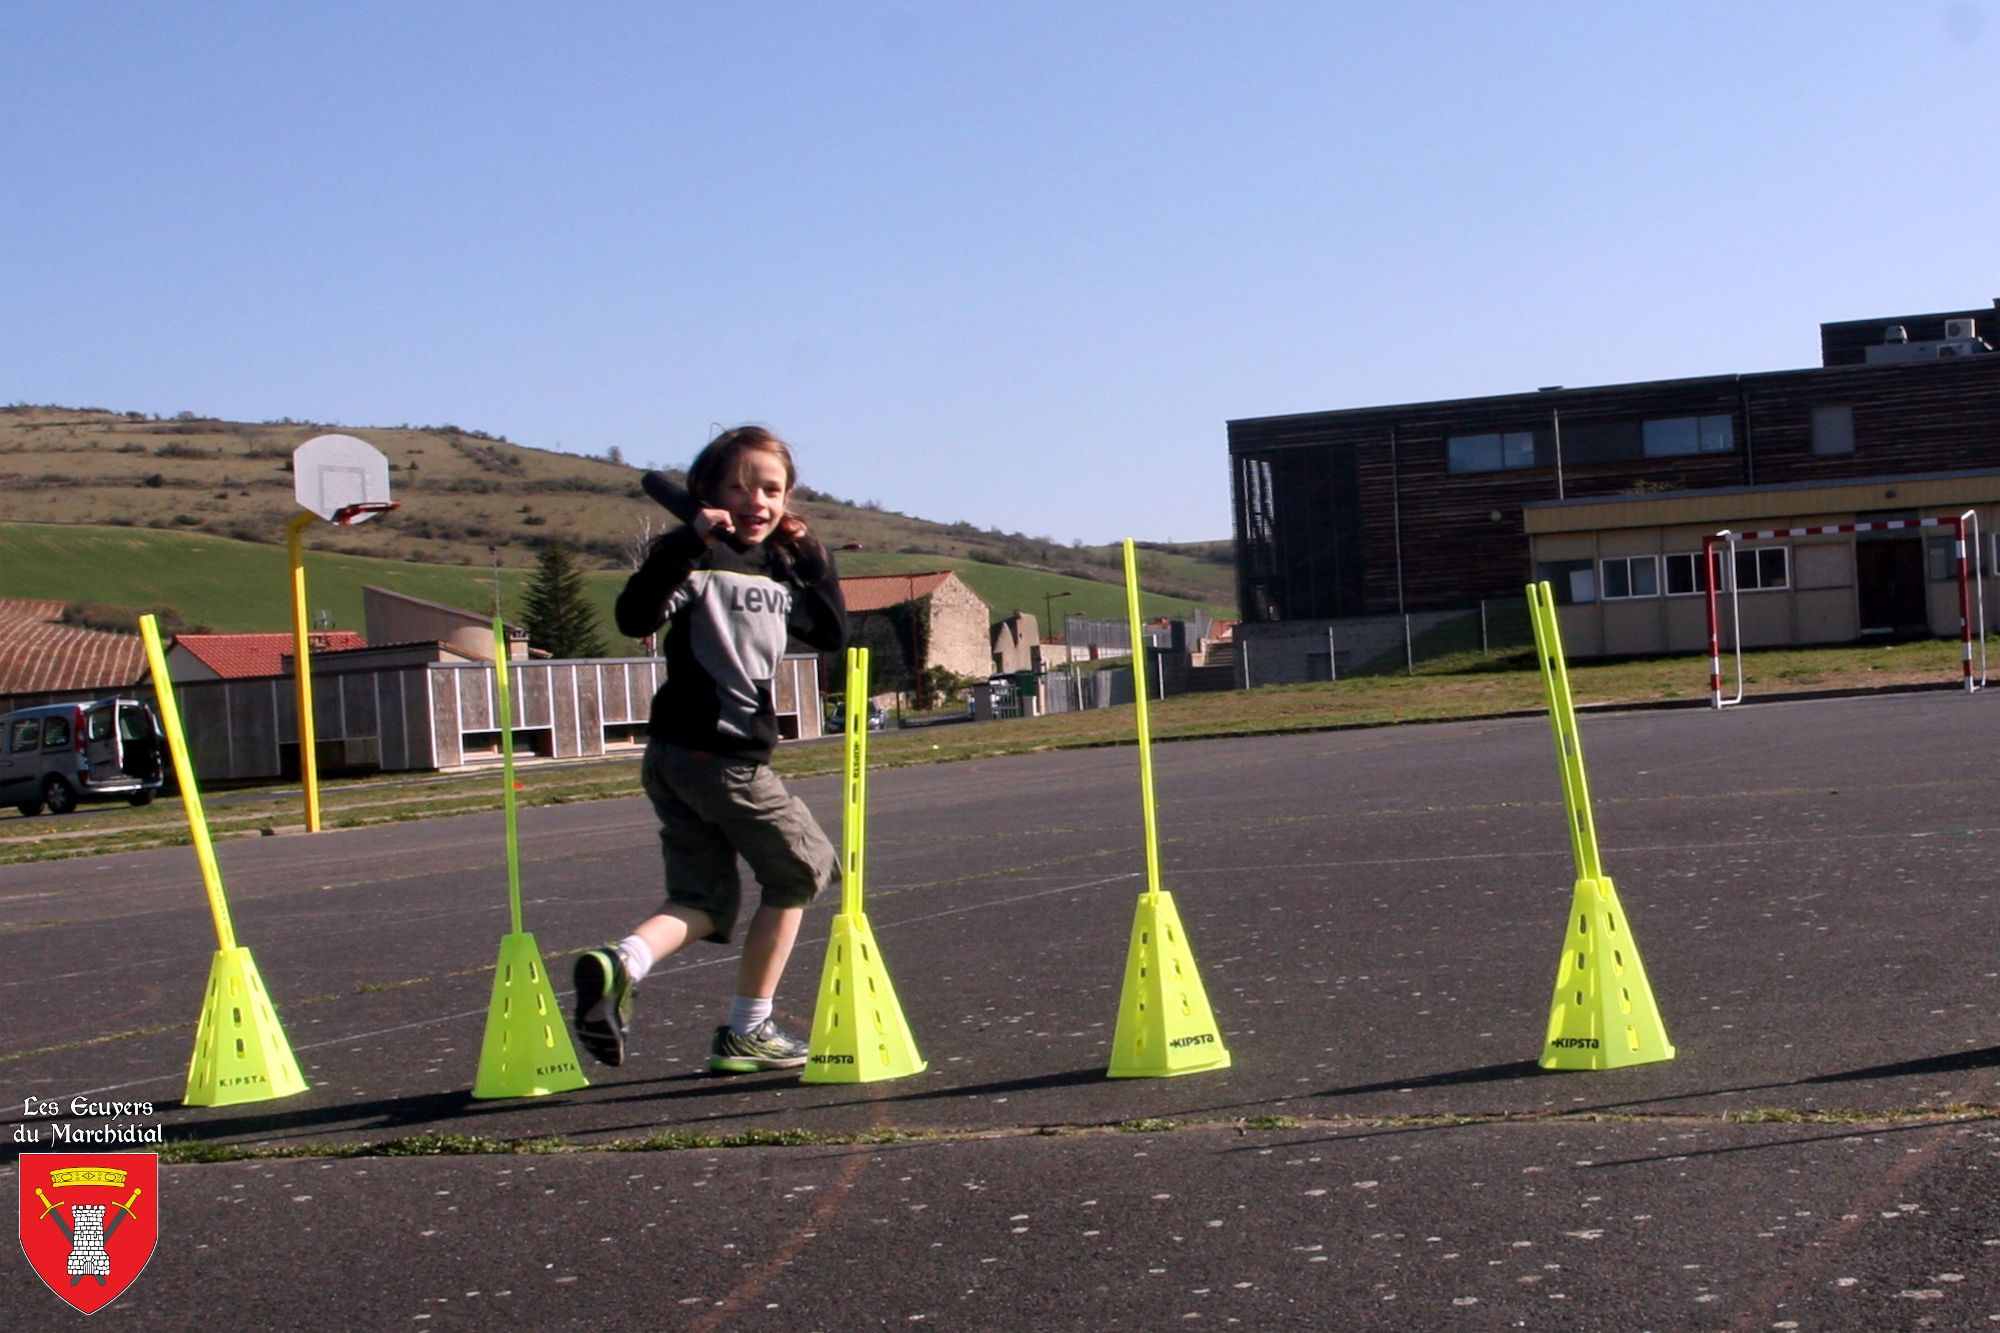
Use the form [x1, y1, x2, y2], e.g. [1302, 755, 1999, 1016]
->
[1229, 300, 2000, 646]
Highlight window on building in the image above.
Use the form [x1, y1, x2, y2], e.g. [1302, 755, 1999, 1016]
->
[1641, 413, 1733, 458]
[1663, 551, 1714, 596]
[1811, 405, 1855, 456]
[1561, 419, 1642, 464]
[1536, 559, 1597, 604]
[1447, 430, 1542, 473]
[1600, 555, 1661, 599]
[1721, 545, 1789, 592]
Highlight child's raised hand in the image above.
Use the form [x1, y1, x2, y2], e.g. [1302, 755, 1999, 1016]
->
[694, 507, 736, 542]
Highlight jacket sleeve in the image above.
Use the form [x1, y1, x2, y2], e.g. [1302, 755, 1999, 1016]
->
[788, 549, 848, 652]
[616, 526, 707, 639]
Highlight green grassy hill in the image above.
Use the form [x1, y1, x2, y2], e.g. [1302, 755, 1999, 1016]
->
[0, 404, 1237, 618]
[0, 523, 1215, 641]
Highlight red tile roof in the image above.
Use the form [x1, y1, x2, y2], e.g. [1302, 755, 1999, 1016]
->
[838, 571, 955, 613]
[171, 631, 367, 680]
[0, 599, 149, 695]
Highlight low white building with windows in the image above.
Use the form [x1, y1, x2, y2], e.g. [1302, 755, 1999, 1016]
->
[1525, 471, 2000, 657]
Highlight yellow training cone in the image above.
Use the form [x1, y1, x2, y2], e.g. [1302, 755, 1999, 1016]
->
[474, 932, 588, 1098]
[802, 912, 927, 1084]
[142, 614, 309, 1108]
[1106, 540, 1231, 1078]
[470, 620, 589, 1099]
[184, 946, 309, 1106]
[805, 647, 926, 1084]
[1541, 876, 1676, 1070]
[1526, 582, 1674, 1071]
[1108, 891, 1231, 1078]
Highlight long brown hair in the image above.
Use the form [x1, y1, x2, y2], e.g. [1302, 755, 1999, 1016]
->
[687, 425, 797, 507]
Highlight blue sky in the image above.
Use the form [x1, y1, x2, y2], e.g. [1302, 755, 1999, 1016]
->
[6, 3, 1995, 544]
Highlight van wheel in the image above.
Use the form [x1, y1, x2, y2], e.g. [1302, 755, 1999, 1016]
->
[14, 800, 42, 817]
[41, 777, 77, 816]
[127, 790, 156, 808]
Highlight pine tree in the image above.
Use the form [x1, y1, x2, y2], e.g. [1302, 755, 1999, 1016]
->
[518, 542, 607, 659]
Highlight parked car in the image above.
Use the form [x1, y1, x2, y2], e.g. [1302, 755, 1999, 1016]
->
[826, 702, 887, 733]
[0, 698, 165, 815]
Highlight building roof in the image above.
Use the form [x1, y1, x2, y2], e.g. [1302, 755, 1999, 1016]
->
[838, 571, 957, 613]
[170, 631, 367, 680]
[0, 599, 148, 695]
[363, 584, 505, 627]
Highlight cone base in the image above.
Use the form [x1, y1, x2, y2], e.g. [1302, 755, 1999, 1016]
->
[473, 932, 590, 1099]
[184, 946, 309, 1107]
[803, 913, 926, 1085]
[1539, 876, 1675, 1072]
[1107, 892, 1232, 1080]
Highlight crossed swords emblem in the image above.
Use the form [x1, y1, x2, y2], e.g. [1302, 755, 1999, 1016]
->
[34, 1186, 143, 1288]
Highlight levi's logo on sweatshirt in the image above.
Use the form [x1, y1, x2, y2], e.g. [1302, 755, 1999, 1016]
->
[727, 584, 790, 614]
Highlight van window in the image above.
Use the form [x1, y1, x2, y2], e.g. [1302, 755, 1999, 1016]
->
[90, 708, 115, 742]
[9, 718, 40, 753]
[42, 716, 71, 750]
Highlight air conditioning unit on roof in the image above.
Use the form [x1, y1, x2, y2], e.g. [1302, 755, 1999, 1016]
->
[1944, 317, 1978, 340]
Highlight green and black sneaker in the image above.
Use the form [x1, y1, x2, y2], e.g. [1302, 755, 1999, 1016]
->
[707, 1019, 810, 1074]
[571, 947, 632, 1067]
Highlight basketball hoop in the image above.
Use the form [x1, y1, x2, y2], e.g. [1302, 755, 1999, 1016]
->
[331, 500, 400, 527]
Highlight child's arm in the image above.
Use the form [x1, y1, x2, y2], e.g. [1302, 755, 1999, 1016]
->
[782, 531, 848, 652]
[616, 525, 707, 639]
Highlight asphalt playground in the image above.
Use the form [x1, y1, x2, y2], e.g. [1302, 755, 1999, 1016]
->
[4, 689, 1998, 1329]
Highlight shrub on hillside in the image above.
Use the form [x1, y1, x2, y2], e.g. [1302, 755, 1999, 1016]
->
[62, 602, 209, 635]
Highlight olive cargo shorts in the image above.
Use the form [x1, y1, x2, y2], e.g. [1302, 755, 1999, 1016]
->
[641, 739, 837, 943]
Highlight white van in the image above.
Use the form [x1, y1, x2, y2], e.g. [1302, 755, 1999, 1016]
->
[0, 698, 165, 815]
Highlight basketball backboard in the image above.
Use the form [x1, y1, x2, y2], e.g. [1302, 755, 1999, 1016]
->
[293, 434, 394, 524]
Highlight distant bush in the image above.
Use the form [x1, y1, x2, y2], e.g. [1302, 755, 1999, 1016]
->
[143, 473, 165, 488]
[62, 602, 208, 635]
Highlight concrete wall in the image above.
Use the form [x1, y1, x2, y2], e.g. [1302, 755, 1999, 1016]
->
[990, 612, 1038, 673]
[363, 586, 504, 660]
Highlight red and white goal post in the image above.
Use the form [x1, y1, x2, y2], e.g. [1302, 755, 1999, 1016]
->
[1704, 510, 1988, 709]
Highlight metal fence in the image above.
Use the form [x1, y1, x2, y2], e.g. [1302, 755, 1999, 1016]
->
[1016, 599, 1537, 719]
[1235, 598, 1535, 686]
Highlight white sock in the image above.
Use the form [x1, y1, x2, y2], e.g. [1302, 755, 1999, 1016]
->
[617, 934, 655, 985]
[730, 995, 773, 1035]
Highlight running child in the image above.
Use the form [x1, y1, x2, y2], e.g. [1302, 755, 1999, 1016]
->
[572, 424, 847, 1073]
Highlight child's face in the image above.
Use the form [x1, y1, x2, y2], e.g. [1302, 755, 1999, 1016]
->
[716, 449, 792, 546]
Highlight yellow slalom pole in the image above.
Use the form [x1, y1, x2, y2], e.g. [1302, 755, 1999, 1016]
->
[142, 612, 308, 1104]
[842, 647, 868, 919]
[139, 615, 235, 952]
[1122, 539, 1163, 902]
[493, 619, 524, 935]
[1526, 582, 1602, 881]
[1106, 539, 1230, 1076]
[286, 511, 323, 833]
[472, 617, 589, 1098]
[1525, 581, 1674, 1070]
[803, 643, 926, 1083]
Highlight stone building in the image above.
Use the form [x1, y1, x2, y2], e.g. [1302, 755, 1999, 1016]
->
[838, 571, 993, 694]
